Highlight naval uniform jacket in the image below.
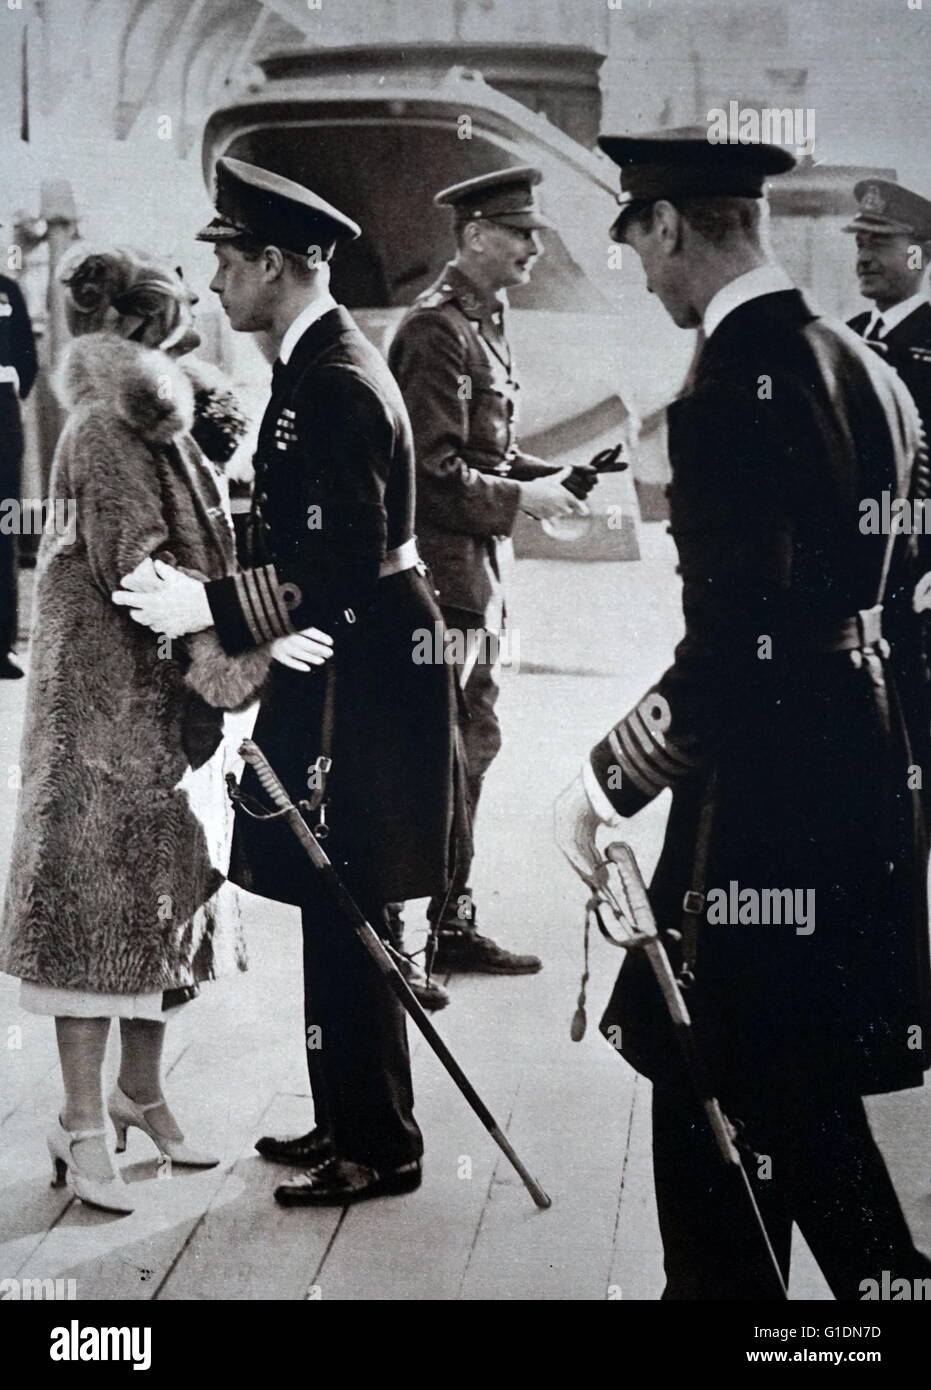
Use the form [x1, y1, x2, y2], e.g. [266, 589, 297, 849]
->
[0, 274, 38, 479]
[849, 299, 931, 775]
[206, 305, 461, 907]
[849, 299, 931, 574]
[849, 300, 931, 445]
[388, 263, 556, 628]
[591, 289, 931, 1103]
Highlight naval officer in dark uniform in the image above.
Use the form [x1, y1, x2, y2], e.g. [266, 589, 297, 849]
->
[845, 179, 931, 440]
[845, 181, 931, 798]
[556, 130, 931, 1297]
[114, 158, 461, 1206]
[0, 273, 38, 678]
[388, 167, 584, 974]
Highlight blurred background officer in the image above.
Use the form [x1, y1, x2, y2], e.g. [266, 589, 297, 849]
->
[388, 167, 584, 976]
[845, 179, 931, 439]
[846, 182, 931, 793]
[0, 271, 38, 678]
[557, 129, 931, 1298]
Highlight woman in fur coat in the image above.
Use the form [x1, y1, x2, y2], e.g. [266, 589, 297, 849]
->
[0, 247, 329, 1213]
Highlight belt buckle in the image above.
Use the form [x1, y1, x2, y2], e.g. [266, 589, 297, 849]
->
[853, 605, 890, 661]
[856, 605, 883, 649]
[682, 890, 705, 915]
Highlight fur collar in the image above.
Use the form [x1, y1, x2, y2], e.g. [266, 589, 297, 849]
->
[54, 332, 195, 444]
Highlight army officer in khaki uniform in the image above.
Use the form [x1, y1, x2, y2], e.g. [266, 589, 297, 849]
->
[389, 168, 584, 975]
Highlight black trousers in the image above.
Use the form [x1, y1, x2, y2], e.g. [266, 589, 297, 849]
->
[0, 435, 21, 655]
[428, 604, 502, 923]
[301, 893, 423, 1170]
[0, 529, 16, 655]
[652, 1074, 930, 1299]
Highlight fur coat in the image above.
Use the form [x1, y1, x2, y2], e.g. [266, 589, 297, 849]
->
[0, 333, 270, 994]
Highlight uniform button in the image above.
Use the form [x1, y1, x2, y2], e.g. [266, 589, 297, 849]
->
[258, 492, 269, 506]
[886, 860, 895, 876]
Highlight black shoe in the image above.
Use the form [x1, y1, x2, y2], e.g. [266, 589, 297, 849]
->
[385, 903, 449, 1010]
[255, 1128, 333, 1166]
[395, 953, 450, 1011]
[432, 929, 542, 975]
[274, 1156, 422, 1207]
[0, 656, 23, 680]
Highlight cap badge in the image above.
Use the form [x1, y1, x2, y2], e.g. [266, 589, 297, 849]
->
[860, 185, 886, 215]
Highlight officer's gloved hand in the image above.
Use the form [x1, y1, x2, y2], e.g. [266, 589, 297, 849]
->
[561, 443, 628, 501]
[562, 465, 599, 501]
[504, 454, 564, 482]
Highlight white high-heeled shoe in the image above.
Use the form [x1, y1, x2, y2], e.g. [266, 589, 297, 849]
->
[108, 1084, 219, 1168]
[47, 1118, 135, 1215]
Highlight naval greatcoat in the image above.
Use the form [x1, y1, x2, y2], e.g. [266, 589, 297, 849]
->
[206, 305, 462, 908]
[849, 298, 931, 444]
[590, 289, 931, 1105]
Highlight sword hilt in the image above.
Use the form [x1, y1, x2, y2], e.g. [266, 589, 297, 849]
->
[604, 842, 659, 939]
[239, 737, 294, 812]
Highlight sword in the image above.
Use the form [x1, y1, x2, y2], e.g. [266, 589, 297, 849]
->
[571, 842, 788, 1299]
[231, 738, 552, 1212]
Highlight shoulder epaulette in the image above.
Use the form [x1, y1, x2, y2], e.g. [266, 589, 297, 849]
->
[412, 278, 486, 322]
[414, 285, 452, 311]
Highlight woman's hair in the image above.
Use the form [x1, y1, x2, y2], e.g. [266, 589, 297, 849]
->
[58, 244, 191, 347]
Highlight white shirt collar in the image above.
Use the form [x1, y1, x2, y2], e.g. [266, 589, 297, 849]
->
[703, 264, 795, 340]
[279, 292, 338, 365]
[865, 291, 929, 339]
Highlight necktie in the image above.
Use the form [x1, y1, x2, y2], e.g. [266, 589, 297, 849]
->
[864, 317, 886, 343]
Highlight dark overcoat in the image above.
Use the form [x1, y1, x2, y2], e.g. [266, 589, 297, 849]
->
[849, 300, 931, 442]
[848, 299, 931, 791]
[0, 272, 37, 461]
[0, 274, 38, 652]
[207, 306, 463, 907]
[590, 289, 931, 1104]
